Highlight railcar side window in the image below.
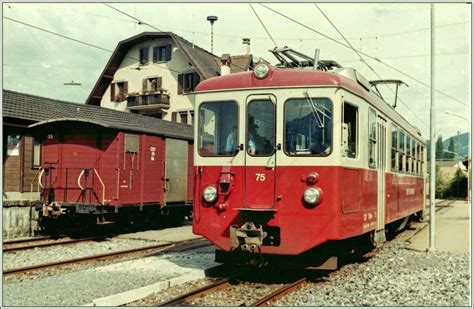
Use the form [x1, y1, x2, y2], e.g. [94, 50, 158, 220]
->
[406, 136, 412, 174]
[368, 108, 377, 168]
[342, 102, 358, 158]
[416, 143, 421, 175]
[391, 125, 398, 172]
[420, 146, 425, 174]
[412, 141, 417, 174]
[198, 101, 238, 156]
[284, 97, 332, 156]
[399, 131, 405, 173]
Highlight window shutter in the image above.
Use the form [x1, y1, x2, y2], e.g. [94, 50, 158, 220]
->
[153, 46, 158, 62]
[124, 82, 128, 95]
[165, 44, 172, 61]
[110, 83, 115, 101]
[142, 79, 148, 91]
[172, 112, 177, 122]
[192, 73, 200, 91]
[156, 77, 162, 87]
[144, 47, 149, 63]
[177, 74, 183, 94]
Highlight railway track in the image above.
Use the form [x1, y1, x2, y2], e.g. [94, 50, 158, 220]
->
[3, 235, 64, 245]
[156, 276, 309, 307]
[3, 237, 98, 253]
[3, 238, 208, 277]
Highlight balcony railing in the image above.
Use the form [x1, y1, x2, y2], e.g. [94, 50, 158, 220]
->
[127, 93, 170, 109]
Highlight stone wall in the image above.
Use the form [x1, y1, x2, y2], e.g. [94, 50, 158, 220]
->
[3, 200, 39, 238]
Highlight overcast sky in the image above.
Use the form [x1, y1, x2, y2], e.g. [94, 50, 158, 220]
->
[2, 2, 471, 140]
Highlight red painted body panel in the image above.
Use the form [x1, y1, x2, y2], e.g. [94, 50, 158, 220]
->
[193, 165, 424, 255]
[244, 166, 275, 209]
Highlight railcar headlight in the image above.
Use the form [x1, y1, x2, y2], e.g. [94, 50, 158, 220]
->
[203, 186, 217, 203]
[304, 187, 320, 205]
[254, 63, 270, 79]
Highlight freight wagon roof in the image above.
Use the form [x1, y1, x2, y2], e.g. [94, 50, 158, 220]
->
[2, 90, 193, 141]
[195, 68, 424, 142]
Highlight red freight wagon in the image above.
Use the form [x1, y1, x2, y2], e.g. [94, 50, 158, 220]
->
[192, 49, 426, 268]
[31, 114, 193, 229]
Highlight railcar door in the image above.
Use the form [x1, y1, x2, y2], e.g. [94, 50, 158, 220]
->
[375, 116, 387, 245]
[164, 138, 188, 203]
[244, 95, 277, 209]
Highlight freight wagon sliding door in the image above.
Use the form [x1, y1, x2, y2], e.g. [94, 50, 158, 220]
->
[119, 134, 142, 204]
[164, 138, 188, 204]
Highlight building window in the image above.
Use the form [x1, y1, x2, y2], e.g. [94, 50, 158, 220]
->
[33, 138, 41, 167]
[110, 81, 128, 102]
[144, 112, 163, 119]
[153, 45, 172, 62]
[139, 47, 149, 65]
[142, 77, 162, 93]
[391, 125, 398, 172]
[179, 111, 188, 124]
[190, 111, 194, 125]
[7, 135, 20, 156]
[342, 102, 358, 158]
[368, 108, 377, 168]
[177, 72, 200, 94]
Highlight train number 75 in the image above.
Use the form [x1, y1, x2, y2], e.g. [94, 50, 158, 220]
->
[255, 173, 266, 181]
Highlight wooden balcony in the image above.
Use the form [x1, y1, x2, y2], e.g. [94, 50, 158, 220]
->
[126, 93, 170, 110]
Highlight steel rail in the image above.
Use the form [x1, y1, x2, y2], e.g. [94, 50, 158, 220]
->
[3, 238, 202, 277]
[157, 278, 231, 306]
[3, 235, 64, 245]
[3, 237, 96, 253]
[250, 278, 308, 307]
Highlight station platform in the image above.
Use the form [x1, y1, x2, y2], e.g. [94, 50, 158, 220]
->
[406, 200, 471, 253]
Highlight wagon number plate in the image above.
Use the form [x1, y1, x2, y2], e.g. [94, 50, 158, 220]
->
[255, 173, 266, 181]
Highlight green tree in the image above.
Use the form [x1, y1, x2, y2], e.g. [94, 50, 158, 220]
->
[434, 164, 448, 198]
[445, 138, 456, 159]
[445, 169, 468, 198]
[435, 135, 444, 160]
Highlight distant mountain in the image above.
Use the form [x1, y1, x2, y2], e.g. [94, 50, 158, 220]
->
[426, 132, 469, 161]
[442, 132, 469, 159]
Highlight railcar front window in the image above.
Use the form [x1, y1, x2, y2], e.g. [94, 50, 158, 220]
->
[198, 101, 238, 156]
[284, 98, 332, 156]
[247, 100, 275, 156]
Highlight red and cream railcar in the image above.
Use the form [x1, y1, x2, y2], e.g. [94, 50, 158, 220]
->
[32, 117, 193, 228]
[192, 62, 426, 265]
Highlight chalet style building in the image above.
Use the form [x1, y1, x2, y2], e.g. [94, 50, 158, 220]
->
[85, 32, 253, 124]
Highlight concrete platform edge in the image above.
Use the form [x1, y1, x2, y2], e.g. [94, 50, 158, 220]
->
[83, 269, 206, 306]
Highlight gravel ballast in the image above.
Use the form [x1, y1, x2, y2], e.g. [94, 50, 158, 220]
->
[274, 223, 471, 307]
[3, 238, 166, 271]
[3, 248, 218, 306]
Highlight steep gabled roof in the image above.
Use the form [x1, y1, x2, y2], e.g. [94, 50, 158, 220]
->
[85, 32, 222, 106]
[3, 90, 193, 140]
[230, 54, 253, 74]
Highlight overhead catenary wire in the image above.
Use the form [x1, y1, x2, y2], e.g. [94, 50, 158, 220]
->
[6, 5, 87, 94]
[4, 16, 182, 74]
[103, 3, 164, 32]
[258, 3, 469, 108]
[249, 3, 278, 48]
[314, 4, 428, 129]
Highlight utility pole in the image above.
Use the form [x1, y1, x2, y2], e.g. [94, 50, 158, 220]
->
[429, 3, 436, 251]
